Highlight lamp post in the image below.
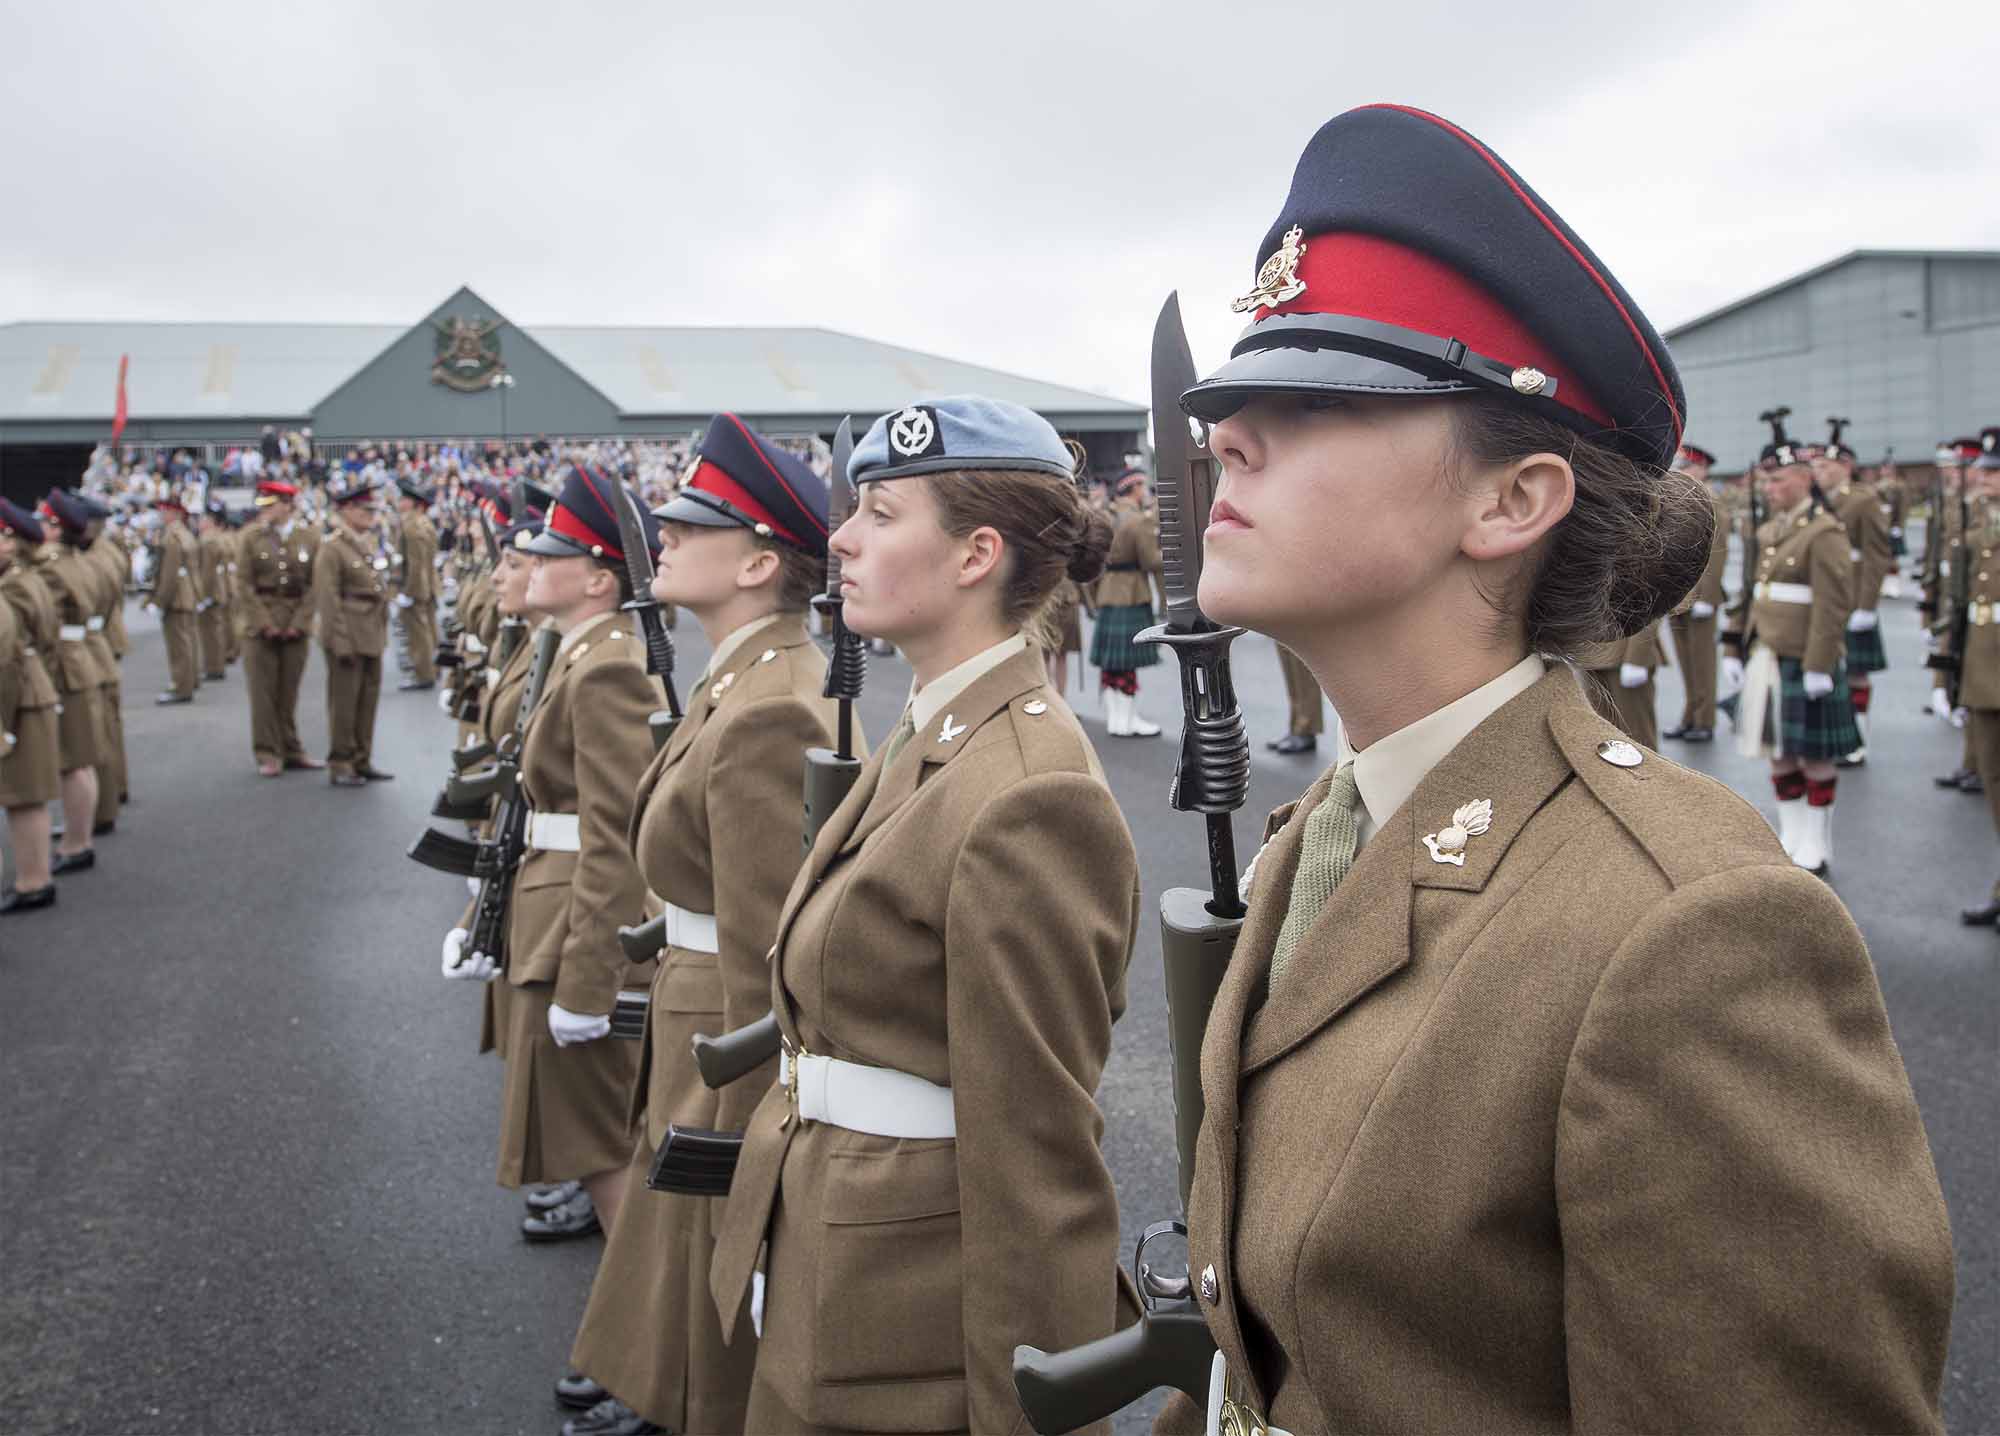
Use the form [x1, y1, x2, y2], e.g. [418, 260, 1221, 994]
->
[490, 371, 516, 445]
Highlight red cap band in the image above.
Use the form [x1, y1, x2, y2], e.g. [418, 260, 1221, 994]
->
[685, 458, 805, 547]
[547, 501, 621, 560]
[256, 479, 298, 498]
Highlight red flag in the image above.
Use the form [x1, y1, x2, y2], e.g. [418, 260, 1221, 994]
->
[111, 354, 130, 445]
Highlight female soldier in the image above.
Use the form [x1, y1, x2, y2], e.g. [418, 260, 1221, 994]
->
[562, 414, 840, 1436]
[1088, 468, 1165, 736]
[482, 466, 659, 1244]
[711, 396, 1139, 1435]
[1161, 105, 1951, 1435]
[0, 498, 62, 913]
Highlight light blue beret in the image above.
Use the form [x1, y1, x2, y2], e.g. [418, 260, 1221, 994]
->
[849, 394, 1075, 485]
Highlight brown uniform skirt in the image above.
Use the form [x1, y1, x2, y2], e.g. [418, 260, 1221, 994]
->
[0, 705, 61, 807]
[495, 980, 641, 1187]
[54, 684, 104, 771]
[569, 949, 759, 1433]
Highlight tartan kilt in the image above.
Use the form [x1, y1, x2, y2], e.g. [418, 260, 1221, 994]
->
[1089, 602, 1160, 671]
[1844, 623, 1889, 672]
[1890, 530, 1908, 558]
[1776, 657, 1863, 759]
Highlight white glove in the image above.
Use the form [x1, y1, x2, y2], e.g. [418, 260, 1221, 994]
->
[1689, 601, 1715, 620]
[395, 593, 415, 609]
[438, 688, 456, 714]
[1802, 670, 1835, 701]
[1952, 706, 1969, 730]
[548, 1002, 611, 1047]
[466, 875, 481, 898]
[1618, 662, 1649, 690]
[441, 927, 498, 980]
[1929, 688, 1953, 722]
[751, 1270, 766, 1340]
[1847, 609, 1878, 632]
[1721, 655, 1745, 693]
[1923, 628, 1940, 654]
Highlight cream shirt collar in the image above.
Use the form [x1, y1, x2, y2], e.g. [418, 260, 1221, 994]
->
[698, 611, 782, 684]
[1335, 655, 1546, 843]
[556, 606, 620, 656]
[908, 631, 1028, 735]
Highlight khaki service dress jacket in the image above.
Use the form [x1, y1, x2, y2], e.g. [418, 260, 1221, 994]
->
[0, 560, 61, 807]
[713, 643, 1140, 1435]
[1094, 503, 1164, 610]
[1161, 667, 1953, 1435]
[239, 522, 319, 637]
[1726, 500, 1855, 670]
[1832, 478, 1895, 610]
[311, 524, 389, 660]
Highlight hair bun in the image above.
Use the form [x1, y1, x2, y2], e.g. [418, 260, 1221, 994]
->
[1066, 507, 1113, 584]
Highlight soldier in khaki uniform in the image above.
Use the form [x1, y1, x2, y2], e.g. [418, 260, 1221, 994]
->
[0, 498, 62, 913]
[148, 493, 205, 703]
[312, 477, 393, 786]
[81, 502, 131, 828]
[1944, 427, 1999, 929]
[480, 467, 657, 1245]
[1927, 439, 1986, 793]
[1662, 443, 1726, 742]
[1815, 424, 1893, 764]
[1877, 456, 1909, 597]
[1090, 469, 1166, 736]
[1571, 619, 1666, 749]
[713, 397, 1138, 1436]
[240, 479, 323, 776]
[394, 479, 441, 691]
[565, 417, 842, 1436]
[1154, 105, 1949, 1436]
[1268, 642, 1324, 754]
[35, 491, 112, 874]
[195, 501, 233, 681]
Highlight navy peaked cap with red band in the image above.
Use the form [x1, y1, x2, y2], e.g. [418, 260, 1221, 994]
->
[1674, 444, 1716, 469]
[1183, 104, 1685, 470]
[328, 474, 376, 506]
[42, 489, 91, 532]
[0, 496, 43, 541]
[523, 463, 656, 561]
[655, 414, 828, 555]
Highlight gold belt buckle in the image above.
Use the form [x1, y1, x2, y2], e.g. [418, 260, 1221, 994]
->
[1218, 1396, 1266, 1436]
[779, 1037, 810, 1129]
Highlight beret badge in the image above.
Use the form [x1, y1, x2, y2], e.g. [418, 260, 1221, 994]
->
[889, 406, 940, 459]
[1231, 225, 1309, 314]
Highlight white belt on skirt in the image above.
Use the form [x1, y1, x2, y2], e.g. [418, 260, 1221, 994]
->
[525, 810, 580, 851]
[661, 902, 718, 954]
[1753, 581, 1814, 604]
[86, 615, 105, 632]
[779, 1047, 956, 1139]
[58, 624, 87, 641]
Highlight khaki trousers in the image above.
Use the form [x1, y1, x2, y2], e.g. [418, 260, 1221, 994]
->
[161, 610, 201, 697]
[247, 635, 313, 762]
[1584, 669, 1659, 750]
[1668, 612, 1718, 729]
[94, 676, 124, 824]
[403, 599, 438, 684]
[1971, 707, 1999, 843]
[1277, 643, 1324, 737]
[324, 651, 381, 776]
[224, 601, 244, 664]
[198, 606, 228, 675]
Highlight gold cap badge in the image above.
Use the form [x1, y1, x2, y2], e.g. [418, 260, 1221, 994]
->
[1232, 226, 1309, 314]
[1510, 366, 1548, 396]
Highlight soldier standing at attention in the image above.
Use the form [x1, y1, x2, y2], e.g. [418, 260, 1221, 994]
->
[1156, 104, 1950, 1436]
[1662, 443, 1726, 742]
[1878, 455, 1909, 597]
[711, 396, 1139, 1436]
[1942, 426, 1999, 930]
[195, 500, 232, 682]
[1090, 467, 1167, 736]
[35, 490, 111, 875]
[1816, 423, 1893, 765]
[563, 416, 843, 1436]
[1928, 438, 1984, 794]
[78, 497, 132, 827]
[0, 498, 62, 914]
[313, 476, 393, 787]
[1268, 642, 1325, 754]
[240, 479, 323, 777]
[481, 466, 658, 1244]
[148, 492, 204, 704]
[1570, 618, 1667, 749]
[395, 479, 440, 691]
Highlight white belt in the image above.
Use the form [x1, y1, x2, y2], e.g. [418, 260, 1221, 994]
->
[463, 634, 487, 655]
[58, 624, 87, 641]
[1754, 581, 1814, 604]
[662, 902, 719, 954]
[525, 811, 580, 851]
[484, 665, 500, 687]
[780, 1049, 956, 1139]
[86, 615, 106, 632]
[1970, 602, 1994, 627]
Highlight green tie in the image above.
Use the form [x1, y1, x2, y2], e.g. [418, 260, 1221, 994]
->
[882, 708, 917, 765]
[1268, 764, 1362, 991]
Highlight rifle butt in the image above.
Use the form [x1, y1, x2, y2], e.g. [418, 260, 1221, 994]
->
[1010, 1308, 1215, 1434]
[618, 911, 667, 964]
[649, 710, 681, 754]
[610, 988, 650, 1041]
[451, 741, 495, 771]
[1160, 887, 1243, 1212]
[646, 1124, 742, 1196]
[692, 1012, 781, 1090]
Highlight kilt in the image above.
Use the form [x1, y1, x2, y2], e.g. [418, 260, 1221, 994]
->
[1844, 624, 1888, 673]
[1088, 602, 1160, 672]
[1775, 656, 1862, 760]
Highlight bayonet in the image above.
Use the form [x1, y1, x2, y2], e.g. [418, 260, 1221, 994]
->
[606, 477, 683, 749]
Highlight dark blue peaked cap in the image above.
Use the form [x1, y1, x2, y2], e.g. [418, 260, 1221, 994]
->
[655, 414, 828, 555]
[523, 462, 658, 561]
[42, 489, 92, 533]
[1183, 104, 1685, 470]
[0, 496, 42, 541]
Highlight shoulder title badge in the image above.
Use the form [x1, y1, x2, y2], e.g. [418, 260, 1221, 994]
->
[1232, 226, 1309, 315]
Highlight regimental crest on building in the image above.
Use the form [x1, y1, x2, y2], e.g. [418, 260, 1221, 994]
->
[430, 315, 505, 393]
[1232, 225, 1309, 314]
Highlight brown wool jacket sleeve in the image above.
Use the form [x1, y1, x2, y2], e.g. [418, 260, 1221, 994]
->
[1804, 525, 1856, 676]
[1557, 865, 1953, 1433]
[945, 771, 1138, 1436]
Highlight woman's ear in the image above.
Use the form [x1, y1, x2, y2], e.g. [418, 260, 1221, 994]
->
[736, 545, 781, 591]
[1461, 451, 1573, 563]
[955, 525, 1006, 590]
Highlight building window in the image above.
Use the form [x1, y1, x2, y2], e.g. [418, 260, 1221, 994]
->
[1927, 257, 2000, 332]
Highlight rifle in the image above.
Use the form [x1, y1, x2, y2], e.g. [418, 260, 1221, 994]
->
[1934, 467, 1973, 709]
[607, 472, 683, 753]
[1011, 292, 1248, 1432]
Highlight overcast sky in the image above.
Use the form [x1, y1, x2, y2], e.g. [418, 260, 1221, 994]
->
[4, 0, 1996, 409]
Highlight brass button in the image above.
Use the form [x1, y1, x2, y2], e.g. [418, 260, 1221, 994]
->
[1597, 739, 1644, 768]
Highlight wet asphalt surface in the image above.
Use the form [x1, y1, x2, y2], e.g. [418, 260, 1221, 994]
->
[1, 563, 1993, 1436]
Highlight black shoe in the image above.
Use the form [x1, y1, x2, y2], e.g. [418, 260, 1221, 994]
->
[526, 1180, 582, 1214]
[399, 679, 435, 692]
[554, 1371, 608, 1411]
[357, 767, 395, 782]
[329, 772, 368, 788]
[203, 670, 226, 680]
[155, 692, 193, 705]
[1676, 727, 1714, 743]
[561, 1398, 661, 1436]
[52, 849, 95, 875]
[1270, 733, 1318, 755]
[522, 1191, 599, 1243]
[1960, 900, 2000, 927]
[0, 885, 57, 915]
[92, 820, 116, 836]
[1962, 772, 1986, 795]
[1934, 768, 1973, 789]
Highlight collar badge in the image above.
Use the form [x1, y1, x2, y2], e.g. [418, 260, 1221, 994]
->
[1232, 225, 1308, 314]
[1423, 799, 1493, 867]
[938, 714, 968, 743]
